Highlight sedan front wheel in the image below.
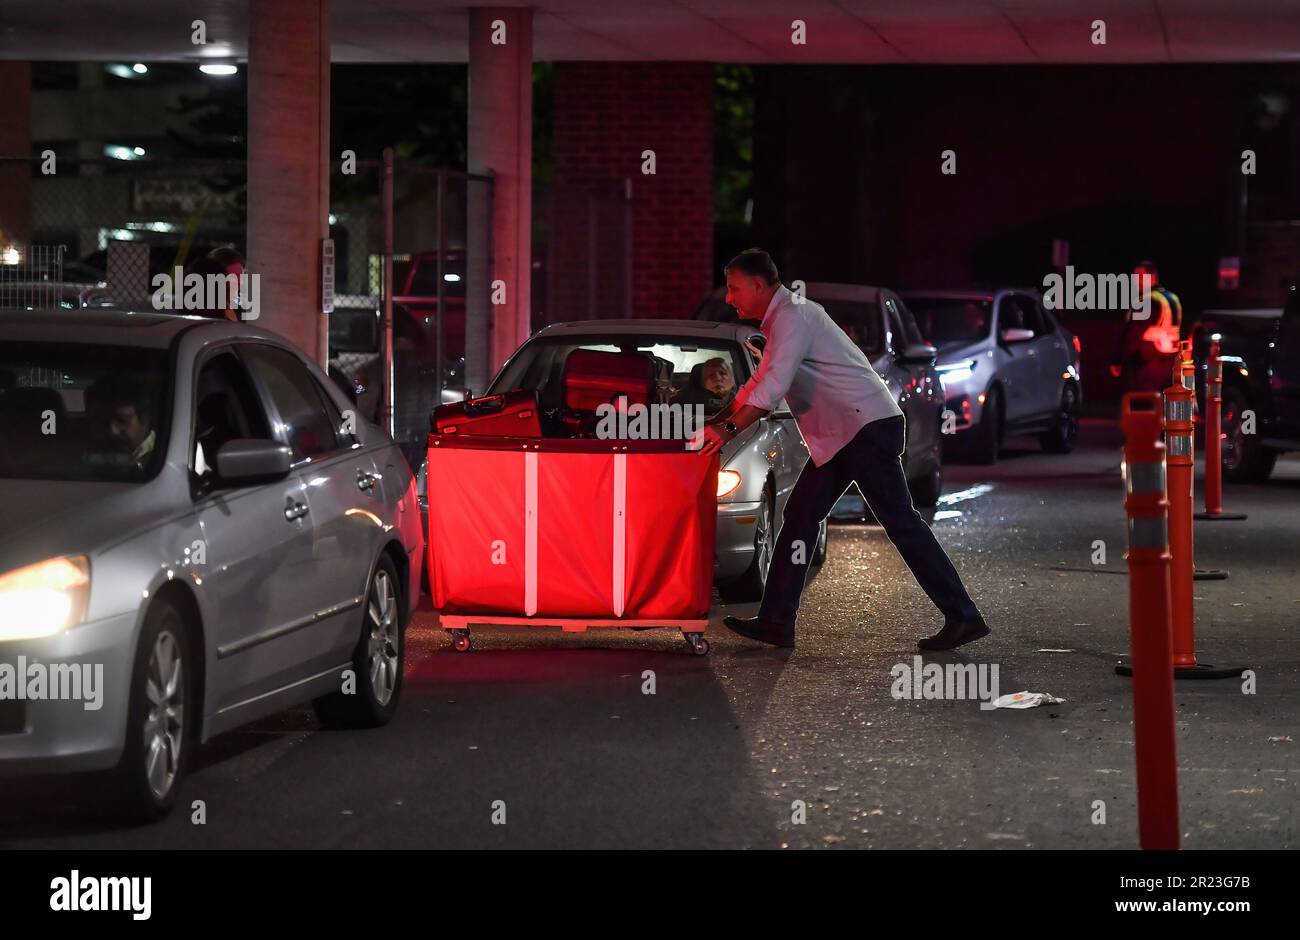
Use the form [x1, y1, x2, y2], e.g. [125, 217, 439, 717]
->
[719, 482, 774, 603]
[115, 598, 191, 823]
[313, 555, 405, 729]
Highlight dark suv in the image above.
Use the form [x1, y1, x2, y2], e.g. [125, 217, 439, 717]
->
[1194, 282, 1300, 482]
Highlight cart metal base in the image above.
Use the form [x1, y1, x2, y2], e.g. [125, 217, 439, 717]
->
[439, 614, 711, 655]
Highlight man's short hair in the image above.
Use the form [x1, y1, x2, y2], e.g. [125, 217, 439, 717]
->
[207, 245, 244, 270]
[725, 248, 780, 286]
[92, 374, 153, 422]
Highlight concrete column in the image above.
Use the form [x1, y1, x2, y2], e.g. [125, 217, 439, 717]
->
[247, 0, 330, 364]
[468, 7, 532, 385]
[0, 62, 32, 250]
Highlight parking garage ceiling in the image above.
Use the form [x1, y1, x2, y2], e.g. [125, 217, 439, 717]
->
[1, 0, 1298, 63]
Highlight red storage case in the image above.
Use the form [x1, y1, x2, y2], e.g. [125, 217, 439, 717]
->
[431, 389, 543, 438]
[426, 433, 718, 654]
[563, 349, 671, 410]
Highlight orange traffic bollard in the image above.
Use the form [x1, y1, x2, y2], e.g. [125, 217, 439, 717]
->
[1162, 379, 1247, 680]
[1164, 379, 1199, 669]
[1172, 340, 1231, 581]
[1195, 339, 1247, 522]
[1113, 392, 1180, 850]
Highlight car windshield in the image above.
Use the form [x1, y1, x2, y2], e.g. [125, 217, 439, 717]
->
[0, 342, 171, 482]
[394, 255, 467, 298]
[490, 334, 750, 419]
[905, 298, 994, 348]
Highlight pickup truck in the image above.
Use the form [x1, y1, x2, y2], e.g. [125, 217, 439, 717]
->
[1194, 282, 1300, 482]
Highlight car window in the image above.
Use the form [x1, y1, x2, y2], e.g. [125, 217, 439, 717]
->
[1037, 300, 1061, 335]
[998, 295, 1025, 332]
[906, 297, 993, 347]
[882, 296, 908, 352]
[1017, 295, 1049, 336]
[0, 341, 170, 482]
[893, 296, 925, 346]
[241, 344, 346, 462]
[395, 254, 466, 298]
[192, 350, 271, 479]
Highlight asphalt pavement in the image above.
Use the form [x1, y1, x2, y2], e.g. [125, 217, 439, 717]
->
[4, 420, 1296, 849]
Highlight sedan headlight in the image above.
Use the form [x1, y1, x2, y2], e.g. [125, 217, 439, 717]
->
[0, 555, 91, 641]
[717, 469, 743, 498]
[936, 359, 977, 386]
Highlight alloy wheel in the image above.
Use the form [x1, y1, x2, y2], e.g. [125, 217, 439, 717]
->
[367, 569, 399, 707]
[142, 632, 184, 802]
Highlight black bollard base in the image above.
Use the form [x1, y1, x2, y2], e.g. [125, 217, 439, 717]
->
[1194, 511, 1247, 521]
[1193, 568, 1229, 581]
[1115, 660, 1250, 679]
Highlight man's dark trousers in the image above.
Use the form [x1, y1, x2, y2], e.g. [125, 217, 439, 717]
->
[758, 414, 979, 624]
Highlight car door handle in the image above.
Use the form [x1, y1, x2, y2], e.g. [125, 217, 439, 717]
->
[284, 499, 309, 522]
[356, 470, 380, 492]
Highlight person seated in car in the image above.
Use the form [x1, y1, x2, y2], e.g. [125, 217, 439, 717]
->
[89, 375, 157, 470]
[676, 357, 737, 414]
[962, 302, 988, 338]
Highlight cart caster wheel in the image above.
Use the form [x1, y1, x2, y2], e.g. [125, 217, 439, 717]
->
[684, 633, 709, 656]
[450, 629, 471, 652]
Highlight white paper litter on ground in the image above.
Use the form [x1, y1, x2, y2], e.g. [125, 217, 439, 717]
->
[989, 691, 1066, 709]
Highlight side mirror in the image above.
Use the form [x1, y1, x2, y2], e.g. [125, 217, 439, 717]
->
[899, 342, 937, 365]
[1000, 328, 1035, 344]
[441, 385, 471, 405]
[216, 439, 292, 483]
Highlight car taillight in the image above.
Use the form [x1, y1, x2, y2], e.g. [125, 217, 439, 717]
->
[717, 469, 742, 498]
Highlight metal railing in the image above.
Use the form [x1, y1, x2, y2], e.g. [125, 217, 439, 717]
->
[0, 244, 66, 310]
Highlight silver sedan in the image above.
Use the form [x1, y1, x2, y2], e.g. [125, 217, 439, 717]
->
[0, 311, 424, 821]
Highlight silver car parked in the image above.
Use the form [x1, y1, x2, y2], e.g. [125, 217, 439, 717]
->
[901, 289, 1082, 463]
[0, 311, 424, 821]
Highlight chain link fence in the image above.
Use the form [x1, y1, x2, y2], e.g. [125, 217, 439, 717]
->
[0, 157, 247, 305]
[0, 244, 66, 310]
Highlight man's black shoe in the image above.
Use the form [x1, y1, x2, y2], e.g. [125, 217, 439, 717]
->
[917, 615, 990, 651]
[723, 615, 796, 649]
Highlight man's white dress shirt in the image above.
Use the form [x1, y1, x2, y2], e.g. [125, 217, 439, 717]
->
[735, 285, 901, 467]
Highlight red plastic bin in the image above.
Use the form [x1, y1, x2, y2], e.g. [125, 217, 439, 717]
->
[425, 433, 718, 652]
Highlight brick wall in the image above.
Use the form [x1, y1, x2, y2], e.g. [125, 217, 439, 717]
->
[551, 62, 714, 320]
